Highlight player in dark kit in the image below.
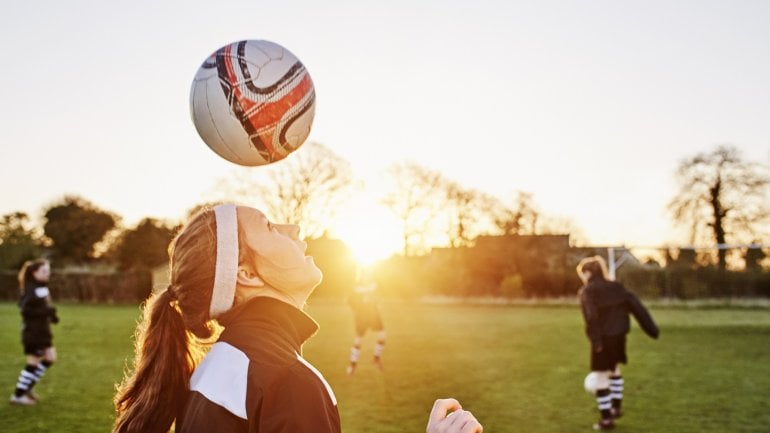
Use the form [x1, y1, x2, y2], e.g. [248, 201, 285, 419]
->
[9, 258, 59, 405]
[346, 268, 386, 375]
[577, 255, 659, 430]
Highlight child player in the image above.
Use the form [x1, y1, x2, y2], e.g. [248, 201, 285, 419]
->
[577, 255, 659, 430]
[346, 267, 386, 375]
[9, 259, 59, 405]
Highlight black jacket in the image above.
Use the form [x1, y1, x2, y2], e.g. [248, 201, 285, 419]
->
[579, 277, 659, 350]
[178, 297, 341, 433]
[18, 281, 58, 344]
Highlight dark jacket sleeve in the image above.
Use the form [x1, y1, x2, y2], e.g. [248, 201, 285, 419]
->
[256, 363, 340, 433]
[626, 291, 659, 339]
[579, 287, 603, 350]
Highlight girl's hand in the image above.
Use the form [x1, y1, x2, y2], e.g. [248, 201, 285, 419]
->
[427, 398, 483, 433]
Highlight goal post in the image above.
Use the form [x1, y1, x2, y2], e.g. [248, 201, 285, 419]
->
[606, 243, 768, 280]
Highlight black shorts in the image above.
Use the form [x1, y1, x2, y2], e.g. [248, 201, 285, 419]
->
[22, 326, 53, 356]
[354, 314, 384, 336]
[23, 344, 49, 357]
[590, 334, 627, 371]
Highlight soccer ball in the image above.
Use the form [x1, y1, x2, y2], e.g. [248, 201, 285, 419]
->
[190, 40, 316, 166]
[584, 372, 599, 394]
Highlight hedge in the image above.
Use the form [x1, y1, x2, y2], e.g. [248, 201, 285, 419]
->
[0, 270, 152, 303]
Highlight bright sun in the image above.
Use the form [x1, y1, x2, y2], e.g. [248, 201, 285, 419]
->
[330, 194, 403, 266]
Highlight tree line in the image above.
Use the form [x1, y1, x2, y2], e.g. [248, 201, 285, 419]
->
[0, 197, 177, 272]
[0, 143, 768, 301]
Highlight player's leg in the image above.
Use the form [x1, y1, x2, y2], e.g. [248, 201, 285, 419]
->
[44, 346, 57, 363]
[372, 330, 386, 370]
[593, 370, 614, 430]
[609, 365, 623, 418]
[26, 346, 57, 400]
[372, 318, 386, 370]
[10, 351, 43, 405]
[347, 327, 365, 375]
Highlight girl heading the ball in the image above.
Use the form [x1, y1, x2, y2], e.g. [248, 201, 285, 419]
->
[112, 204, 482, 433]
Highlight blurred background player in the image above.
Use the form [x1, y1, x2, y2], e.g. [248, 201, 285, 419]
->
[577, 255, 659, 430]
[346, 267, 385, 375]
[10, 258, 59, 405]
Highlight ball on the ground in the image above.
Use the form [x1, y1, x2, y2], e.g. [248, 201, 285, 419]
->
[584, 372, 599, 394]
[190, 39, 316, 166]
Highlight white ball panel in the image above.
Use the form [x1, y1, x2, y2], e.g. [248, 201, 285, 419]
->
[191, 76, 261, 165]
[243, 40, 299, 89]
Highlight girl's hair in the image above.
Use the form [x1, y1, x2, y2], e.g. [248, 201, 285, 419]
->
[576, 255, 609, 282]
[18, 258, 49, 293]
[113, 208, 239, 433]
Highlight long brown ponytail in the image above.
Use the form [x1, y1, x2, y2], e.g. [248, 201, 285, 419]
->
[18, 258, 49, 293]
[113, 210, 219, 433]
[113, 290, 195, 433]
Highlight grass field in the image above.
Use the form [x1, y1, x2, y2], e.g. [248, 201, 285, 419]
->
[1, 301, 769, 433]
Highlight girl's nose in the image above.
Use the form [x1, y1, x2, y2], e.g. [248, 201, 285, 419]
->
[278, 224, 301, 240]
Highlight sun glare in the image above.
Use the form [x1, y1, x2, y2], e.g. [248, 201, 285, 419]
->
[331, 195, 403, 266]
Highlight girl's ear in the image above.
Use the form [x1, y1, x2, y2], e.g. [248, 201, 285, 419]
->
[237, 265, 266, 287]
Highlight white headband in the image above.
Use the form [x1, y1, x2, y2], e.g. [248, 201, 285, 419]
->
[210, 204, 239, 318]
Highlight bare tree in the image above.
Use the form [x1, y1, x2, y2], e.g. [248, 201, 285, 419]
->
[213, 142, 355, 238]
[537, 215, 587, 246]
[493, 191, 540, 235]
[442, 180, 500, 247]
[489, 191, 586, 245]
[381, 162, 447, 255]
[668, 145, 770, 270]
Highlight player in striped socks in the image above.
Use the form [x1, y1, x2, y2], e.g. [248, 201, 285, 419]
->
[346, 268, 386, 375]
[577, 256, 659, 430]
[10, 259, 59, 406]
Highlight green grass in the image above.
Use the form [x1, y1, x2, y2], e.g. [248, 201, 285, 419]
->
[1, 302, 769, 432]
[0, 303, 140, 433]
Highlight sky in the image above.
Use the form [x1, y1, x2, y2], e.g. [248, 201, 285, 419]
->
[1, 0, 769, 256]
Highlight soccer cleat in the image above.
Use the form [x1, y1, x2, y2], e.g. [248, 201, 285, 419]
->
[592, 419, 614, 430]
[346, 364, 356, 376]
[610, 408, 623, 419]
[10, 394, 37, 406]
[25, 389, 39, 402]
